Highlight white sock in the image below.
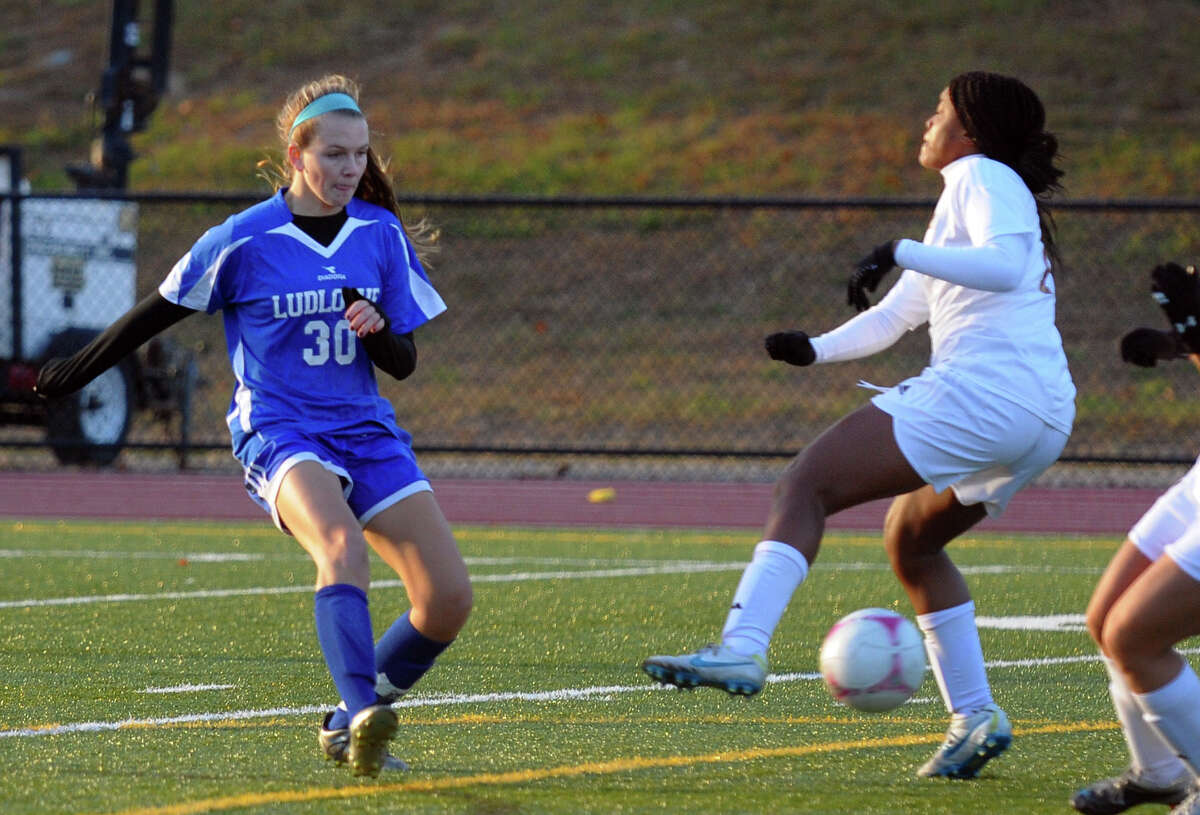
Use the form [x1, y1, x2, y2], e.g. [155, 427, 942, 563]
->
[1135, 661, 1200, 779]
[1103, 656, 1186, 785]
[719, 540, 809, 657]
[915, 601, 992, 716]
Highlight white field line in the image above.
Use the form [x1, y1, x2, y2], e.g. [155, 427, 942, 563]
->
[0, 550, 717, 568]
[0, 549, 270, 562]
[0, 687, 674, 739]
[0, 562, 747, 610]
[0, 560, 1100, 611]
[12, 647, 1200, 741]
[467, 556, 727, 567]
[0, 545, 1106, 575]
[976, 614, 1086, 631]
[140, 684, 236, 694]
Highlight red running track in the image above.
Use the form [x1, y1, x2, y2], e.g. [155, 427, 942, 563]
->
[0, 471, 1161, 535]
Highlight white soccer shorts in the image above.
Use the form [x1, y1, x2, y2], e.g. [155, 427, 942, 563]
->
[871, 367, 1068, 517]
[1129, 459, 1200, 583]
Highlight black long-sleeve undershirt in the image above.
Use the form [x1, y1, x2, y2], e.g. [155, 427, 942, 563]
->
[35, 287, 418, 397]
[361, 325, 417, 381]
[341, 287, 417, 381]
[37, 207, 420, 397]
[35, 292, 194, 397]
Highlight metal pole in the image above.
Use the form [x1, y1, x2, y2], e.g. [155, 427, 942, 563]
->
[7, 146, 22, 360]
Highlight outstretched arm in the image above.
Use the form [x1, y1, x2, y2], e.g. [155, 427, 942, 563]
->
[815, 270, 928, 363]
[36, 292, 195, 397]
[847, 233, 1032, 312]
[767, 270, 928, 367]
[894, 233, 1031, 292]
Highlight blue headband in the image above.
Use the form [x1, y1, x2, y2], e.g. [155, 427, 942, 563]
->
[289, 92, 362, 136]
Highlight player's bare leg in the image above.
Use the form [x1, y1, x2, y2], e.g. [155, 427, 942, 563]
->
[763, 403, 926, 564]
[883, 485, 983, 615]
[1071, 542, 1191, 814]
[1076, 555, 1200, 812]
[276, 462, 400, 776]
[883, 484, 1010, 778]
[1101, 554, 1200, 693]
[1101, 556, 1200, 790]
[364, 491, 473, 645]
[276, 461, 371, 590]
[317, 491, 472, 772]
[644, 404, 924, 695]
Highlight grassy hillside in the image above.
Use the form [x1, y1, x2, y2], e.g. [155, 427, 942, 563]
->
[3, 0, 1199, 197]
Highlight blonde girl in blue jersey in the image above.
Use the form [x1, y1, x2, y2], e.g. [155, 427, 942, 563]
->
[36, 74, 472, 778]
[643, 72, 1074, 781]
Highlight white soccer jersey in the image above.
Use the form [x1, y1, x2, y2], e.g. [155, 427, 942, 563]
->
[159, 191, 446, 443]
[815, 154, 1076, 434]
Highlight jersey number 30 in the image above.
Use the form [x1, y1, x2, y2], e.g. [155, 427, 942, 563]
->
[302, 319, 357, 366]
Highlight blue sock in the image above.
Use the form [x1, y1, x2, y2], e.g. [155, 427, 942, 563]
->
[375, 610, 452, 699]
[313, 584, 377, 721]
[327, 610, 452, 730]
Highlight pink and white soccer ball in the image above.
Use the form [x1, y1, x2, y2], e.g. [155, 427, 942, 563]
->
[819, 607, 925, 712]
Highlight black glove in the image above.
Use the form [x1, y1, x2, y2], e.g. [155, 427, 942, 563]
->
[35, 357, 75, 398]
[764, 331, 816, 366]
[1120, 327, 1180, 368]
[1150, 262, 1200, 352]
[848, 240, 897, 312]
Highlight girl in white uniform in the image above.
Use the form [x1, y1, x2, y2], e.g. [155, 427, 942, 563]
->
[1070, 273, 1200, 815]
[643, 71, 1074, 781]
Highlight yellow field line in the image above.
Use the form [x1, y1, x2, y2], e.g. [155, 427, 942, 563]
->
[4, 520, 271, 537]
[90, 720, 1119, 815]
[120, 712, 938, 730]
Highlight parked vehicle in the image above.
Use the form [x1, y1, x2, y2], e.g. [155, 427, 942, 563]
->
[0, 1, 195, 466]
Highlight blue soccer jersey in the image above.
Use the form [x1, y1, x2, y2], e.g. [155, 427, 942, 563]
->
[159, 191, 446, 443]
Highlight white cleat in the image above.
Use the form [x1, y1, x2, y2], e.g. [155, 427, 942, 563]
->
[917, 703, 1012, 779]
[642, 643, 767, 696]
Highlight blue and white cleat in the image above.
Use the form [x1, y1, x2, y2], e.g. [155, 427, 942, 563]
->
[641, 643, 767, 696]
[917, 703, 1012, 779]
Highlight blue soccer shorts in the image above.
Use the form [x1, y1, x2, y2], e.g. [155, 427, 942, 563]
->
[235, 422, 431, 532]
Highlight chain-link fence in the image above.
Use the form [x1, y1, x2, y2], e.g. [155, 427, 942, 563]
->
[2, 188, 1198, 482]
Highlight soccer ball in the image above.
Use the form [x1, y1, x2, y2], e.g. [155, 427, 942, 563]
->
[818, 607, 925, 712]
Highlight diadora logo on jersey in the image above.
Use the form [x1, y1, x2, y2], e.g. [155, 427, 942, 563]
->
[317, 264, 346, 282]
[271, 287, 382, 320]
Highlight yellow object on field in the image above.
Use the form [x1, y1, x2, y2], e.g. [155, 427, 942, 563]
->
[587, 487, 617, 504]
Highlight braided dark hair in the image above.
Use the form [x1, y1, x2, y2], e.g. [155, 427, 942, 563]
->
[948, 71, 1065, 274]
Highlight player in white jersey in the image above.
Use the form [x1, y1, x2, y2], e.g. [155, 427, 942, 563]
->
[643, 72, 1074, 780]
[36, 75, 472, 778]
[1070, 262, 1200, 815]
